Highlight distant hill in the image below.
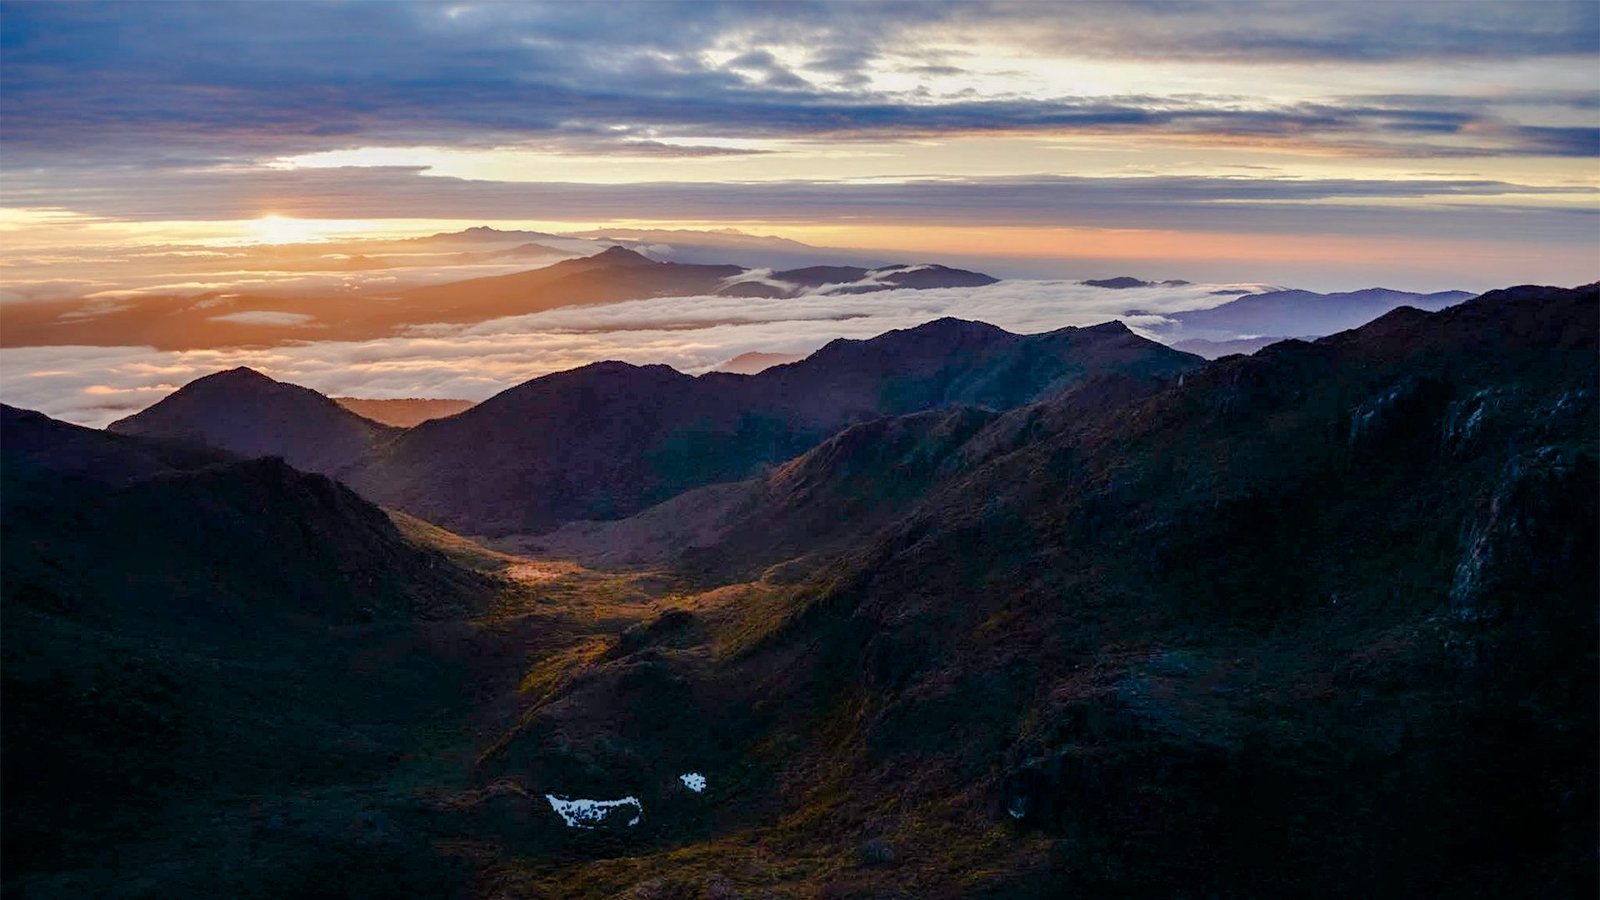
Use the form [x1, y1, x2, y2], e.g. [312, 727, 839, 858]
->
[395, 248, 999, 311]
[1083, 276, 1192, 289]
[1156, 286, 1474, 344]
[710, 351, 807, 374]
[576, 227, 889, 269]
[335, 397, 476, 427]
[108, 367, 396, 476]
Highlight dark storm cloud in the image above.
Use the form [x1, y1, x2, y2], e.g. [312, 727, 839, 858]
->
[1, 0, 1595, 168]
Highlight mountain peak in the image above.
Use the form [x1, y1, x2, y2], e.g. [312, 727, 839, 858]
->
[1081, 319, 1135, 335]
[202, 366, 276, 385]
[588, 245, 655, 266]
[106, 367, 392, 474]
[904, 316, 1007, 336]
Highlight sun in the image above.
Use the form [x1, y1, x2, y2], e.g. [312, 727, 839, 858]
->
[249, 214, 320, 245]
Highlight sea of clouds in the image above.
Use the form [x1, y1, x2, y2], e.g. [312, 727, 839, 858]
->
[0, 279, 1273, 427]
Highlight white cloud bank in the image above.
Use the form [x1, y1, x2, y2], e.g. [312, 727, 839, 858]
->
[0, 279, 1270, 427]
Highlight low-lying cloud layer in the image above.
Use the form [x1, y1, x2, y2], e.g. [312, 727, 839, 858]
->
[0, 279, 1268, 427]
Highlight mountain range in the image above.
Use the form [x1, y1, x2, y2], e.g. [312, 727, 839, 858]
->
[110, 317, 1201, 535]
[4, 282, 1594, 897]
[0, 244, 1000, 352]
[1149, 286, 1476, 355]
[487, 282, 1598, 896]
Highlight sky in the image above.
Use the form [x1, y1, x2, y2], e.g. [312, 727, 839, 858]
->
[3, 0, 1597, 284]
[1, 0, 1597, 421]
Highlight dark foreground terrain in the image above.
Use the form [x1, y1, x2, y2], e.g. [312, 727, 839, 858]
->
[3, 284, 1595, 898]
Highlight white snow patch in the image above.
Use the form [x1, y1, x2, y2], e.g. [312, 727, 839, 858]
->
[544, 794, 642, 829]
[679, 772, 707, 793]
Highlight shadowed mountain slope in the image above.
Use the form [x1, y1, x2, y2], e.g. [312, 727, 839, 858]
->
[481, 284, 1597, 897]
[2, 405, 496, 896]
[346, 318, 1202, 534]
[3, 283, 1594, 898]
[108, 366, 396, 475]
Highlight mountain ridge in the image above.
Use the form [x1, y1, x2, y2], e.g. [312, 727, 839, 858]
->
[109, 366, 396, 475]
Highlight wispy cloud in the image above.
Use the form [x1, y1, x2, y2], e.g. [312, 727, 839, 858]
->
[5, 168, 1592, 242]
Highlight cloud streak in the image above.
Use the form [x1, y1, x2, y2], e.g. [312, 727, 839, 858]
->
[5, 168, 1592, 243]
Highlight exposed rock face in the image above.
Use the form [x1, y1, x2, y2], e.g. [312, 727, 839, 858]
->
[1451, 446, 1597, 625]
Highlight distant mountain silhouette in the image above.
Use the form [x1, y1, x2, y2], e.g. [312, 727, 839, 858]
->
[388, 246, 737, 321]
[1, 242, 999, 352]
[345, 318, 1201, 534]
[711, 351, 807, 374]
[1158, 286, 1474, 343]
[108, 367, 395, 475]
[1083, 276, 1192, 289]
[334, 397, 476, 427]
[397, 248, 1000, 310]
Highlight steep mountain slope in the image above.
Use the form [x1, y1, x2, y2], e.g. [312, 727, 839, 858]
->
[480, 284, 1597, 897]
[347, 318, 1202, 534]
[526, 372, 1160, 574]
[108, 366, 396, 475]
[2, 406, 496, 896]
